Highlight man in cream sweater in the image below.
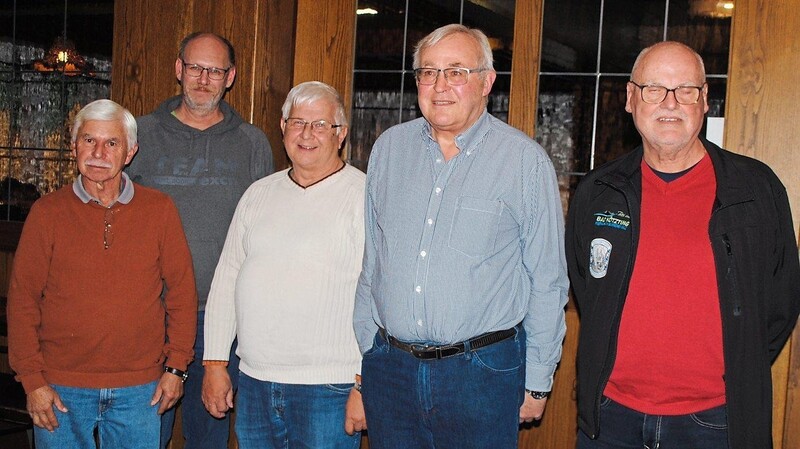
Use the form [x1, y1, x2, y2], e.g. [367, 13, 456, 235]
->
[201, 81, 366, 448]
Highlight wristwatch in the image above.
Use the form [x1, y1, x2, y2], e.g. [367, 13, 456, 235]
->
[525, 389, 549, 400]
[164, 366, 189, 383]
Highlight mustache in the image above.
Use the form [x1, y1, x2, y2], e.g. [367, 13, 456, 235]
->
[84, 159, 112, 168]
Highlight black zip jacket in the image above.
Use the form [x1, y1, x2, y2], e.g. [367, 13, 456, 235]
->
[565, 138, 800, 449]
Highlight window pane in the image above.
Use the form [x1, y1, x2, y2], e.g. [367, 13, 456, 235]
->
[350, 72, 408, 171]
[463, 1, 515, 72]
[706, 77, 726, 118]
[405, 0, 463, 69]
[489, 73, 510, 123]
[355, 0, 406, 70]
[536, 74, 596, 176]
[541, 1, 600, 73]
[594, 76, 640, 168]
[667, 0, 731, 75]
[67, 0, 115, 60]
[600, 0, 666, 73]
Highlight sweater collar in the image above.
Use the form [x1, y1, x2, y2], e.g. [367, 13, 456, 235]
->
[73, 172, 134, 206]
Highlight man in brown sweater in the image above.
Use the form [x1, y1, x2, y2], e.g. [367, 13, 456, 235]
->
[7, 99, 197, 449]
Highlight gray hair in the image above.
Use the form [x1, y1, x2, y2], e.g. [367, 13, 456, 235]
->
[72, 99, 138, 148]
[281, 81, 348, 129]
[630, 41, 706, 82]
[412, 24, 494, 72]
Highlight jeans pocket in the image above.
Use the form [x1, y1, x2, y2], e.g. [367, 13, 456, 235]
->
[448, 196, 503, 257]
[471, 340, 523, 374]
[690, 404, 728, 430]
[324, 383, 354, 395]
[362, 332, 388, 358]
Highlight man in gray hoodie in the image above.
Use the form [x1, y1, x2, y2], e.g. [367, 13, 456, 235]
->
[127, 32, 274, 449]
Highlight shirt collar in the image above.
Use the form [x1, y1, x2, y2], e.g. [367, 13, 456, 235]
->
[73, 171, 135, 206]
[423, 110, 492, 155]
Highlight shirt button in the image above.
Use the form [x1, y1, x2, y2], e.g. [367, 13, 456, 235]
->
[420, 250, 427, 257]
[417, 319, 423, 326]
[427, 218, 433, 225]
[436, 158, 442, 163]
[415, 285, 422, 293]
[435, 187, 442, 194]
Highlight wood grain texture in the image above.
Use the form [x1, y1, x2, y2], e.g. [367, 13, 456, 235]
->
[518, 306, 579, 449]
[111, 0, 185, 115]
[252, 0, 297, 170]
[507, 0, 544, 139]
[293, 0, 356, 159]
[726, 1, 800, 448]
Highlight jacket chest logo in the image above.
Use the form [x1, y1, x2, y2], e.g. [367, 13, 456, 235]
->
[593, 210, 631, 231]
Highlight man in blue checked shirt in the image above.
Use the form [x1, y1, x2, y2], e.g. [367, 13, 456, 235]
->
[353, 23, 569, 449]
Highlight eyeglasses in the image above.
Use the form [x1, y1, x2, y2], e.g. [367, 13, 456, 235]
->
[284, 118, 342, 133]
[103, 208, 114, 250]
[413, 67, 485, 86]
[629, 81, 705, 105]
[181, 61, 231, 81]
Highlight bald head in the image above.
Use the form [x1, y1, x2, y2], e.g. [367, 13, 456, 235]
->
[631, 41, 705, 84]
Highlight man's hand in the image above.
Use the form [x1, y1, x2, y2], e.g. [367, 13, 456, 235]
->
[202, 365, 234, 418]
[519, 393, 547, 423]
[151, 372, 185, 414]
[27, 385, 68, 431]
[344, 388, 367, 435]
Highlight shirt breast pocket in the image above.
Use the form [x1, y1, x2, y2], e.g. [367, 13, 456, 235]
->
[448, 196, 503, 258]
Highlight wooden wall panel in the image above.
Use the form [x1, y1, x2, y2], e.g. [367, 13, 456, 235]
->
[507, 0, 544, 138]
[293, 0, 357, 156]
[519, 307, 579, 448]
[253, 0, 297, 170]
[111, 0, 184, 115]
[725, 1, 800, 448]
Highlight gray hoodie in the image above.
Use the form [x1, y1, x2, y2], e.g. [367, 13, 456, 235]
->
[127, 96, 274, 310]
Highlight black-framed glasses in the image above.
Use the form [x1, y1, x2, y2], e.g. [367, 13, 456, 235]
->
[181, 61, 231, 81]
[284, 118, 342, 134]
[413, 67, 485, 86]
[629, 81, 705, 105]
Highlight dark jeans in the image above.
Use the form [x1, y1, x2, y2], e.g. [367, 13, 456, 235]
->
[577, 397, 729, 449]
[361, 327, 526, 449]
[161, 311, 240, 449]
[235, 373, 361, 449]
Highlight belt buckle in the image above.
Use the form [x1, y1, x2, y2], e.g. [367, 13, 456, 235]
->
[409, 343, 433, 359]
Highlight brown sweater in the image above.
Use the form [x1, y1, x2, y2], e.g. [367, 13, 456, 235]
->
[8, 182, 197, 393]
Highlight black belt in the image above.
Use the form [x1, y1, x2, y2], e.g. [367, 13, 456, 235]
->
[378, 326, 517, 360]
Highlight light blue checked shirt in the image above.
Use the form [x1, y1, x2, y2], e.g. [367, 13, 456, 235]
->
[354, 111, 569, 391]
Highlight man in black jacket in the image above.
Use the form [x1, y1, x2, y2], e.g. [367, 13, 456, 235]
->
[566, 41, 800, 449]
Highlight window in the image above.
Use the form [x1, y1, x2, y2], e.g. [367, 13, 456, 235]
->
[0, 0, 114, 221]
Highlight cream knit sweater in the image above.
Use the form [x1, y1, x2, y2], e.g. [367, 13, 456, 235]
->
[204, 165, 365, 384]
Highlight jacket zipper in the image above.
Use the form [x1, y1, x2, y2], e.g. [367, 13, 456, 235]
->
[721, 234, 742, 316]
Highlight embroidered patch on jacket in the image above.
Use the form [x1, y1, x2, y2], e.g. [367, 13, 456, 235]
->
[589, 238, 612, 278]
[593, 210, 631, 231]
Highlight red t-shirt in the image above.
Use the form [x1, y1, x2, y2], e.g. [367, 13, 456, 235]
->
[604, 154, 726, 415]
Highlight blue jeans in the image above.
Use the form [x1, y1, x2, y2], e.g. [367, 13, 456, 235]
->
[34, 381, 160, 449]
[161, 311, 240, 449]
[235, 373, 360, 449]
[576, 397, 730, 449]
[360, 327, 526, 449]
